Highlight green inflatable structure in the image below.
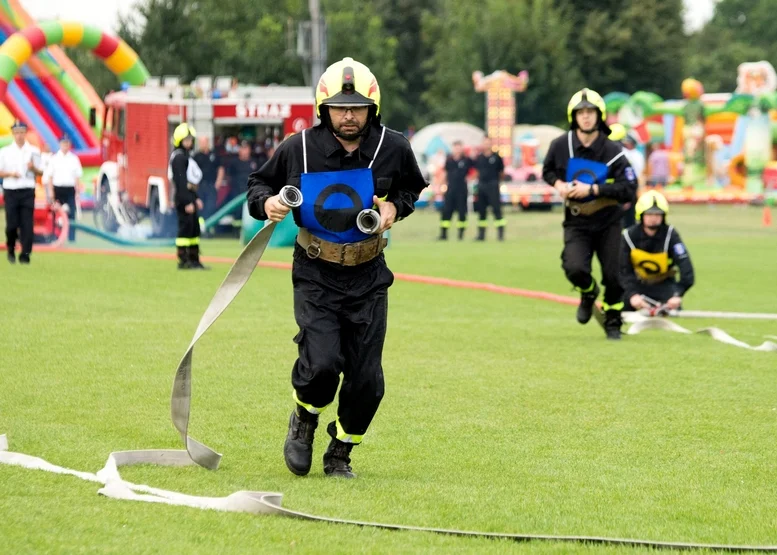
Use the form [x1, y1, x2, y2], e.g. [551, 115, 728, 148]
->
[241, 201, 298, 247]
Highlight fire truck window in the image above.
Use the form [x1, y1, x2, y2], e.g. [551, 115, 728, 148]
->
[116, 110, 126, 139]
[104, 108, 113, 132]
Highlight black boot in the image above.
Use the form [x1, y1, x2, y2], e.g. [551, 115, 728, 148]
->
[177, 247, 190, 269]
[576, 282, 600, 324]
[604, 310, 622, 340]
[7, 251, 15, 264]
[457, 226, 465, 240]
[284, 406, 318, 476]
[188, 246, 209, 270]
[323, 421, 356, 479]
[497, 226, 505, 241]
[438, 226, 448, 240]
[476, 227, 486, 241]
[18, 253, 30, 265]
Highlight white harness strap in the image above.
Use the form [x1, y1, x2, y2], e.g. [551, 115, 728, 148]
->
[567, 131, 625, 167]
[606, 150, 626, 167]
[369, 126, 387, 169]
[304, 126, 385, 171]
[664, 225, 674, 253]
[622, 228, 637, 251]
[302, 129, 308, 174]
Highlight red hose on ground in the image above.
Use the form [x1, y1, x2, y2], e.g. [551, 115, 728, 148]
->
[14, 244, 580, 307]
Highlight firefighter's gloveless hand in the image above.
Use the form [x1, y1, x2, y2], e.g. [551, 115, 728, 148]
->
[196, 199, 204, 211]
[567, 182, 597, 200]
[264, 195, 291, 222]
[184, 203, 196, 214]
[665, 296, 682, 310]
[373, 195, 396, 234]
[553, 180, 570, 200]
[630, 295, 649, 310]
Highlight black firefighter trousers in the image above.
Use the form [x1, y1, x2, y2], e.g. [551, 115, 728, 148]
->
[4, 188, 35, 256]
[290, 245, 394, 443]
[561, 222, 624, 312]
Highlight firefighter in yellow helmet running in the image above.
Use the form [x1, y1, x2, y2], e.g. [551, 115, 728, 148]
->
[169, 122, 206, 269]
[542, 88, 638, 339]
[246, 57, 427, 479]
[620, 190, 695, 311]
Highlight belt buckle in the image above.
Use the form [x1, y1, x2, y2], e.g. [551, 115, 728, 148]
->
[340, 243, 353, 265]
[306, 242, 321, 259]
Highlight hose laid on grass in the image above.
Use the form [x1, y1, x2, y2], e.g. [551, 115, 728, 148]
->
[2, 215, 777, 551]
[1, 432, 776, 552]
[2, 189, 776, 547]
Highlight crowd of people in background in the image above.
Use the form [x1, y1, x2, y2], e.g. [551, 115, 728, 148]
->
[190, 130, 281, 227]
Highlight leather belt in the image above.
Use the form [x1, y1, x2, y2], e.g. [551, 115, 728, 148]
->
[297, 228, 387, 266]
[567, 197, 618, 216]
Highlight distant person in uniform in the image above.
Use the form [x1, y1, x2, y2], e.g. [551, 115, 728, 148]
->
[473, 136, 506, 241]
[437, 140, 474, 240]
[44, 134, 83, 242]
[193, 136, 224, 221]
[226, 140, 258, 225]
[0, 120, 43, 264]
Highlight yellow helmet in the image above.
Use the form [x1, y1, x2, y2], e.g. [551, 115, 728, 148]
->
[173, 123, 196, 147]
[609, 123, 627, 142]
[635, 190, 669, 221]
[567, 88, 607, 123]
[315, 57, 380, 117]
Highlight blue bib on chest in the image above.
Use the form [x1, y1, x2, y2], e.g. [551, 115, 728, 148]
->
[299, 168, 375, 244]
[566, 157, 609, 185]
[566, 157, 609, 203]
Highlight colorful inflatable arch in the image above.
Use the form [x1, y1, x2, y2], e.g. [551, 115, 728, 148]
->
[0, 21, 148, 100]
[0, 21, 148, 166]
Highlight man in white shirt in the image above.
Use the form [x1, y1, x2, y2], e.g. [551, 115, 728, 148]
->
[44, 134, 83, 242]
[620, 133, 645, 227]
[0, 120, 42, 264]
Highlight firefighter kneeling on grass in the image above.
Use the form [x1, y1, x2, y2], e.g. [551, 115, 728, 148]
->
[621, 191, 695, 312]
[542, 88, 638, 340]
[169, 123, 208, 270]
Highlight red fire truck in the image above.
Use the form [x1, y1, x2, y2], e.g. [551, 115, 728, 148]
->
[95, 82, 315, 236]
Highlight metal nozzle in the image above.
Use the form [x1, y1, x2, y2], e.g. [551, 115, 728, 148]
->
[356, 208, 381, 234]
[279, 185, 303, 208]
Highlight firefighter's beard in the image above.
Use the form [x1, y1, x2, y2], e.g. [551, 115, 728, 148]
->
[645, 223, 662, 231]
[333, 119, 367, 141]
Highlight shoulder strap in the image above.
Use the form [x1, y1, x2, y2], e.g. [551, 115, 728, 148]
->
[622, 228, 637, 250]
[567, 131, 573, 158]
[606, 150, 626, 167]
[664, 225, 674, 253]
[368, 126, 387, 169]
[302, 129, 308, 173]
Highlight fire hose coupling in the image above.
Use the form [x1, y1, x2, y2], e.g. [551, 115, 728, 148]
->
[279, 185, 303, 208]
[356, 208, 381, 235]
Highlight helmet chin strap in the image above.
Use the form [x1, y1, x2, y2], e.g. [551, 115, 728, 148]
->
[579, 127, 597, 135]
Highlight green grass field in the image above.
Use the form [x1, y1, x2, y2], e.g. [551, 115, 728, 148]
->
[1, 205, 776, 554]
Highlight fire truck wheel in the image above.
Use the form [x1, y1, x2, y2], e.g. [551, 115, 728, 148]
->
[149, 188, 176, 238]
[95, 178, 119, 233]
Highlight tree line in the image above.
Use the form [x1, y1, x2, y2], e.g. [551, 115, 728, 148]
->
[65, 0, 777, 131]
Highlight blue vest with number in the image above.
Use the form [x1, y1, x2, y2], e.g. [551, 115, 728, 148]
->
[564, 131, 626, 203]
[298, 127, 386, 244]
